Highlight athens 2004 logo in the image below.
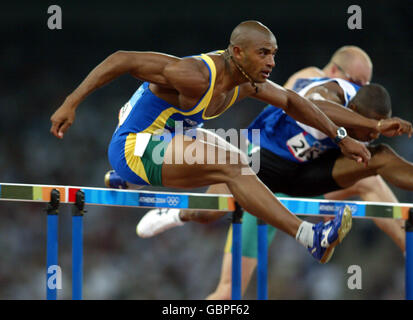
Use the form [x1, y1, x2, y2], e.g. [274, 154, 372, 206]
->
[139, 195, 181, 207]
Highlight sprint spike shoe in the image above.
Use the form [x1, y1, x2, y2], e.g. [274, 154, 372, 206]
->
[104, 170, 128, 189]
[309, 205, 352, 264]
[136, 208, 184, 238]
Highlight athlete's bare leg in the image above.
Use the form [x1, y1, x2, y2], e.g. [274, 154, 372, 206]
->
[325, 175, 405, 252]
[206, 253, 257, 300]
[332, 144, 413, 190]
[161, 129, 302, 237]
[180, 184, 230, 224]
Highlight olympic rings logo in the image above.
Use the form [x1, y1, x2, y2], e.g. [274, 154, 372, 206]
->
[166, 196, 180, 207]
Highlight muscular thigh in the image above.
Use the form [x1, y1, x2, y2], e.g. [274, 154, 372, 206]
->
[162, 129, 249, 188]
[332, 144, 393, 188]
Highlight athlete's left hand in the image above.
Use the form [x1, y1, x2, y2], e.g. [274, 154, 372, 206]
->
[50, 96, 78, 139]
[376, 117, 413, 138]
[338, 136, 371, 165]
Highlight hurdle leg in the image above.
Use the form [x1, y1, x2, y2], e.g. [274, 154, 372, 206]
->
[406, 208, 413, 300]
[257, 219, 268, 300]
[72, 190, 85, 300]
[46, 189, 60, 300]
[231, 203, 243, 300]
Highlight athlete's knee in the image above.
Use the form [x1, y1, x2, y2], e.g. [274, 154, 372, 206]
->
[351, 175, 383, 194]
[369, 143, 399, 168]
[219, 151, 250, 179]
[370, 144, 396, 158]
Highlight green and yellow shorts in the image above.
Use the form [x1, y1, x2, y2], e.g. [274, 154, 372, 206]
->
[108, 132, 172, 186]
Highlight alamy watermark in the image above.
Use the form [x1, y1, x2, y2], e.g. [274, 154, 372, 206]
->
[47, 5, 62, 30]
[146, 121, 261, 175]
[47, 265, 62, 290]
[347, 5, 362, 30]
[347, 265, 362, 290]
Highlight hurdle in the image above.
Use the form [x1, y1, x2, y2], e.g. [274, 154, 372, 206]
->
[1, 182, 412, 299]
[257, 218, 268, 300]
[0, 182, 235, 300]
[231, 197, 413, 300]
[230, 211, 268, 301]
[231, 203, 243, 300]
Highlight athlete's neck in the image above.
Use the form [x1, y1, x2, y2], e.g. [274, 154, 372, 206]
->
[221, 49, 257, 92]
[321, 64, 333, 78]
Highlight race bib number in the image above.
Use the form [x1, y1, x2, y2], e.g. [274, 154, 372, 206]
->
[286, 132, 324, 162]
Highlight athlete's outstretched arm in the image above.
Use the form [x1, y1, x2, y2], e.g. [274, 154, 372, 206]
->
[50, 51, 206, 139]
[304, 84, 413, 137]
[245, 81, 371, 164]
[309, 97, 411, 137]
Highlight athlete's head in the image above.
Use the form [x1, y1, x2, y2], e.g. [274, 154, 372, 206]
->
[324, 46, 373, 86]
[348, 83, 392, 142]
[228, 21, 277, 83]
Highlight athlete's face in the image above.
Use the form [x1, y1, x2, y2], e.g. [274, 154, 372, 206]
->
[240, 35, 278, 83]
[332, 58, 372, 86]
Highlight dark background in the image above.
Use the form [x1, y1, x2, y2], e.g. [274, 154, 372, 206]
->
[0, 0, 411, 299]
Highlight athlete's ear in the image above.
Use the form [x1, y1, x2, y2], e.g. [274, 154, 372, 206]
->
[232, 45, 243, 60]
[348, 102, 357, 112]
[330, 63, 338, 75]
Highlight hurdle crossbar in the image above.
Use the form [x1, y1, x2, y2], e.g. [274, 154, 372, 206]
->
[277, 197, 412, 219]
[1, 182, 413, 300]
[1, 183, 411, 218]
[0, 182, 235, 211]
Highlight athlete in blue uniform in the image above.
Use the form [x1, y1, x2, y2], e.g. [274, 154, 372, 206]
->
[50, 21, 408, 266]
[247, 77, 359, 164]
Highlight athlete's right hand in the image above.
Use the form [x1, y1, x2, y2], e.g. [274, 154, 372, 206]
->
[376, 117, 413, 138]
[338, 136, 371, 166]
[50, 97, 77, 139]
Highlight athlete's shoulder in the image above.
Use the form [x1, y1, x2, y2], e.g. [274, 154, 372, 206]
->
[299, 78, 357, 106]
[294, 66, 325, 78]
[284, 66, 325, 89]
[321, 78, 360, 98]
[163, 55, 211, 96]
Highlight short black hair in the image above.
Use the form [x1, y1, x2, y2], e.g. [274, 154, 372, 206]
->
[349, 83, 392, 118]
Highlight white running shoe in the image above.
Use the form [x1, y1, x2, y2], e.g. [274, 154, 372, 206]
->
[136, 208, 185, 238]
